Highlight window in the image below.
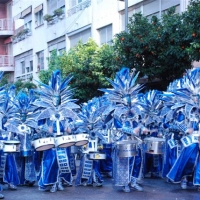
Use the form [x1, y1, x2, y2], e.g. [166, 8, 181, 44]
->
[36, 51, 44, 71]
[58, 48, 66, 55]
[35, 9, 43, 27]
[47, 0, 65, 15]
[98, 24, 112, 45]
[69, 28, 91, 48]
[70, 0, 83, 7]
[30, 60, 33, 72]
[21, 61, 25, 74]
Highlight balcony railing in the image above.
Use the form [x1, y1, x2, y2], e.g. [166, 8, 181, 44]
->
[67, 0, 91, 16]
[0, 55, 14, 67]
[0, 18, 13, 31]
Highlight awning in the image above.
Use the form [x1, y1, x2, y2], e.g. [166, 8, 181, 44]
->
[21, 6, 32, 18]
[34, 4, 43, 13]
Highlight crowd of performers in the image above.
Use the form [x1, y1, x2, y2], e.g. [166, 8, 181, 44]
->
[0, 66, 199, 199]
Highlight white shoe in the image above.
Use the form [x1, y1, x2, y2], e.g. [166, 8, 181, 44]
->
[106, 172, 112, 178]
[130, 182, 143, 191]
[57, 183, 64, 191]
[50, 184, 57, 193]
[0, 194, 4, 199]
[8, 184, 17, 190]
[122, 185, 130, 193]
[181, 179, 187, 190]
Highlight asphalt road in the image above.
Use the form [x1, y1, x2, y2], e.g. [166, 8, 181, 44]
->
[1, 176, 199, 200]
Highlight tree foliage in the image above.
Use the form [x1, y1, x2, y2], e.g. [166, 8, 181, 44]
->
[39, 39, 118, 103]
[113, 2, 200, 90]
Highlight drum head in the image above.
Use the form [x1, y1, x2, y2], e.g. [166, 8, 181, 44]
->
[4, 140, 20, 144]
[75, 140, 89, 146]
[58, 142, 75, 148]
[36, 144, 55, 151]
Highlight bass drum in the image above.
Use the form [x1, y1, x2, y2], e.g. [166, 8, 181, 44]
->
[3, 140, 20, 153]
[33, 137, 55, 151]
[116, 140, 138, 157]
[55, 135, 76, 148]
[143, 137, 165, 154]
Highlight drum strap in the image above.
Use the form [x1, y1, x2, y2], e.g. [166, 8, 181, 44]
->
[0, 155, 6, 179]
[56, 148, 71, 174]
[69, 154, 76, 172]
[81, 155, 93, 179]
[153, 155, 159, 167]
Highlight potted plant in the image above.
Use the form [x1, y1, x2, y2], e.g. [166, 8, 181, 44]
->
[43, 14, 53, 22]
[53, 8, 64, 18]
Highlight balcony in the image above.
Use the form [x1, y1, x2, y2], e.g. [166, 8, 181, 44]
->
[0, 18, 14, 37]
[67, 0, 91, 16]
[0, 55, 14, 71]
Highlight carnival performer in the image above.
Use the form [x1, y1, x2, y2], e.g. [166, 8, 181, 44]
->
[0, 85, 20, 190]
[97, 96, 113, 178]
[4, 89, 40, 187]
[137, 90, 165, 178]
[75, 97, 109, 187]
[33, 70, 80, 192]
[100, 67, 147, 193]
[166, 68, 200, 191]
[160, 79, 185, 180]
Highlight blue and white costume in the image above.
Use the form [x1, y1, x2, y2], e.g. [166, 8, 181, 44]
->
[166, 68, 200, 190]
[33, 70, 80, 192]
[100, 67, 145, 192]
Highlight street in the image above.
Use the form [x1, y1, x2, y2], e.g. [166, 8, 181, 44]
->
[2, 176, 199, 200]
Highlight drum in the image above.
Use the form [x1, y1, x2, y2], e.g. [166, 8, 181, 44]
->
[3, 140, 20, 153]
[82, 138, 98, 154]
[88, 152, 106, 160]
[55, 135, 76, 148]
[75, 133, 89, 146]
[116, 140, 138, 157]
[144, 137, 165, 154]
[33, 137, 55, 151]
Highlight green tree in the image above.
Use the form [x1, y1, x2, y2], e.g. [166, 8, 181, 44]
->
[39, 39, 117, 103]
[14, 79, 37, 93]
[184, 0, 200, 62]
[113, 7, 195, 90]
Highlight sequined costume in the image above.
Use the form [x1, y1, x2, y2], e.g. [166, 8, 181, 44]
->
[165, 68, 200, 190]
[33, 70, 80, 192]
[100, 67, 145, 192]
[75, 97, 108, 187]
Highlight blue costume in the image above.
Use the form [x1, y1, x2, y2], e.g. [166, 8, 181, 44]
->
[165, 68, 200, 190]
[75, 97, 108, 187]
[4, 90, 40, 186]
[100, 67, 144, 192]
[33, 70, 80, 192]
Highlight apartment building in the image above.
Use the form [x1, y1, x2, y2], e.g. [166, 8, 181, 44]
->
[0, 0, 14, 81]
[0, 0, 190, 82]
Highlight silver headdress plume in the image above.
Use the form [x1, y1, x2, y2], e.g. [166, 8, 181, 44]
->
[99, 67, 144, 118]
[137, 90, 163, 126]
[33, 69, 80, 122]
[74, 96, 109, 142]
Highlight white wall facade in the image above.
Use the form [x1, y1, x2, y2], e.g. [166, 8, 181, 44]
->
[12, 0, 191, 82]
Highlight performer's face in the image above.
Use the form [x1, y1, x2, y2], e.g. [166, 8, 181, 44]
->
[20, 113, 26, 122]
[122, 94, 131, 107]
[53, 95, 61, 106]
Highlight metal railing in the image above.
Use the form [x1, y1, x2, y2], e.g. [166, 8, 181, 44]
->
[0, 55, 14, 67]
[0, 18, 13, 31]
[67, 0, 91, 16]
